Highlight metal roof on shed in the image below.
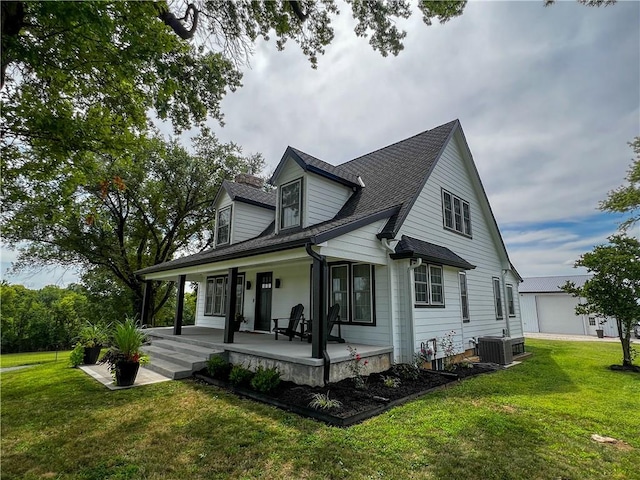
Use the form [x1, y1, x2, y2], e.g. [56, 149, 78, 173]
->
[519, 275, 592, 293]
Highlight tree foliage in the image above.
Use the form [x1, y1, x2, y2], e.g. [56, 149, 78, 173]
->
[2, 132, 261, 323]
[0, 282, 90, 352]
[562, 235, 640, 368]
[600, 137, 640, 230]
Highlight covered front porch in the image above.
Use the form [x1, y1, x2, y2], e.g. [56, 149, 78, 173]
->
[144, 326, 393, 386]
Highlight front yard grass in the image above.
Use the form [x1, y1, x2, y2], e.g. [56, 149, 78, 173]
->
[1, 339, 638, 479]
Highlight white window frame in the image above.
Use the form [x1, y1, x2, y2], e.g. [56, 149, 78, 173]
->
[204, 274, 245, 317]
[279, 178, 302, 230]
[506, 284, 515, 317]
[216, 206, 231, 246]
[442, 189, 471, 237]
[493, 277, 503, 320]
[414, 264, 445, 307]
[459, 272, 470, 322]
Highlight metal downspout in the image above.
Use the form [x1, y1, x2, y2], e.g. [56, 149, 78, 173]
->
[305, 243, 331, 385]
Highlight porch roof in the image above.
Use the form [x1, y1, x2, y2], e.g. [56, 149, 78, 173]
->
[136, 206, 399, 276]
[390, 235, 476, 270]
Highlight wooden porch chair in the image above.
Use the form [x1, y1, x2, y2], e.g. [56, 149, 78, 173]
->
[273, 304, 305, 341]
[305, 303, 345, 343]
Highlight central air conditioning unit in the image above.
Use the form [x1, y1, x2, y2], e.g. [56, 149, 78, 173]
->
[478, 336, 513, 365]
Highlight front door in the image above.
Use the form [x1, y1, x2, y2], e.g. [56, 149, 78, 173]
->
[255, 272, 273, 332]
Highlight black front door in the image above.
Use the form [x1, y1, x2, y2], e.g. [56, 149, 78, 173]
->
[255, 272, 273, 331]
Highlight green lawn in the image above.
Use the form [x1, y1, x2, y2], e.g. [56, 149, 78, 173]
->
[1, 339, 638, 480]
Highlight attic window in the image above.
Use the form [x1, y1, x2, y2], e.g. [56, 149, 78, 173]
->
[442, 189, 471, 237]
[216, 206, 231, 246]
[280, 178, 301, 229]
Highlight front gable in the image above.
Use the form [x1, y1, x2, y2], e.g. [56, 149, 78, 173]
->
[271, 148, 355, 233]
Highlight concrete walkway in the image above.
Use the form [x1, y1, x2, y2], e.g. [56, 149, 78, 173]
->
[80, 363, 171, 390]
[525, 332, 640, 344]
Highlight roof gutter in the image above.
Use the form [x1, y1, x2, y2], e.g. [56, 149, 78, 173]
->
[305, 243, 331, 386]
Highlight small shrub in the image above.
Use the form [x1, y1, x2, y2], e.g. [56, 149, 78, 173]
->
[382, 375, 401, 388]
[229, 364, 254, 387]
[207, 356, 231, 380]
[250, 366, 281, 393]
[308, 391, 343, 411]
[69, 344, 84, 367]
[391, 363, 420, 381]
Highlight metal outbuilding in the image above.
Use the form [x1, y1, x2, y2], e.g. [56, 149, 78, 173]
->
[519, 275, 619, 337]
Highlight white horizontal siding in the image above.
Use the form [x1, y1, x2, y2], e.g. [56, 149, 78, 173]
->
[305, 173, 352, 227]
[505, 271, 524, 337]
[400, 133, 514, 348]
[318, 220, 389, 265]
[412, 267, 469, 356]
[233, 202, 274, 243]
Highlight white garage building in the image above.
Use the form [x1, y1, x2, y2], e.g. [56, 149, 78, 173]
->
[520, 275, 619, 337]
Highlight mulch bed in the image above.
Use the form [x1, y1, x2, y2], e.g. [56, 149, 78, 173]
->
[194, 362, 501, 426]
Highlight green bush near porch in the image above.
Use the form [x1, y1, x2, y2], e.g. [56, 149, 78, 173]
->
[1, 339, 638, 479]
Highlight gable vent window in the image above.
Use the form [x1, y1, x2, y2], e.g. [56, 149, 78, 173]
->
[442, 189, 471, 237]
[216, 206, 231, 246]
[280, 179, 301, 229]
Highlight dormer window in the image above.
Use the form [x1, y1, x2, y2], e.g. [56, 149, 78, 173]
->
[280, 178, 301, 229]
[216, 206, 231, 246]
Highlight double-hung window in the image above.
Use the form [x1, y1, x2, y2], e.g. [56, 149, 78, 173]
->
[414, 264, 444, 306]
[216, 206, 231, 246]
[204, 274, 245, 316]
[493, 277, 503, 319]
[442, 189, 471, 237]
[280, 179, 301, 229]
[459, 272, 470, 322]
[329, 263, 375, 324]
[506, 284, 515, 317]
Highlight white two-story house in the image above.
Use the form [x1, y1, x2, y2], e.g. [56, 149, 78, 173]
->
[138, 119, 523, 383]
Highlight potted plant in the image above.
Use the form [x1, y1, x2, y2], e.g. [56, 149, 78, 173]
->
[77, 321, 111, 365]
[100, 317, 148, 386]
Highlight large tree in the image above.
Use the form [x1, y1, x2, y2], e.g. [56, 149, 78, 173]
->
[2, 131, 262, 324]
[562, 235, 640, 370]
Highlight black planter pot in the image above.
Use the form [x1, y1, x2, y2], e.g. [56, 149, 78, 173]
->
[83, 346, 102, 365]
[115, 360, 140, 386]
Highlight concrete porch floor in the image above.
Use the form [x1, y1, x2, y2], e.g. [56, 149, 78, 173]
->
[145, 326, 393, 367]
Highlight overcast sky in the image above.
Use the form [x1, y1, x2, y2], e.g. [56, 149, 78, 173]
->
[2, 0, 639, 288]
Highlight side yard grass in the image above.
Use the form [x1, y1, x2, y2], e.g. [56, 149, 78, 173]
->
[1, 339, 638, 479]
[0, 350, 71, 368]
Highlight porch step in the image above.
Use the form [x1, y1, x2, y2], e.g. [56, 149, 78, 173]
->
[142, 345, 209, 370]
[141, 338, 224, 380]
[142, 358, 194, 380]
[148, 339, 220, 359]
[145, 331, 224, 350]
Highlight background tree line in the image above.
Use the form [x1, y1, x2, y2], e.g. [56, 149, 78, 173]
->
[0, 281, 197, 353]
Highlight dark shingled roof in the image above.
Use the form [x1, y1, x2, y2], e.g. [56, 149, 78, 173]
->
[137, 120, 461, 276]
[270, 146, 362, 188]
[391, 235, 476, 270]
[221, 180, 276, 210]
